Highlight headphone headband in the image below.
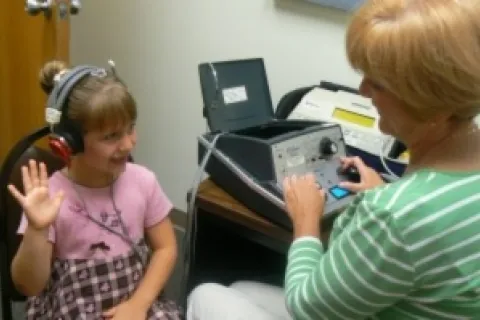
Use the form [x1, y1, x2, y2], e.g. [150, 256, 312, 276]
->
[43, 63, 110, 162]
[42, 61, 120, 162]
[45, 65, 107, 126]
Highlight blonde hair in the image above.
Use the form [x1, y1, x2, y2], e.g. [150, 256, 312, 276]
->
[346, 0, 480, 120]
[39, 60, 137, 132]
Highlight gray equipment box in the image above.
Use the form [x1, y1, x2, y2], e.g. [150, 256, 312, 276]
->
[197, 58, 357, 230]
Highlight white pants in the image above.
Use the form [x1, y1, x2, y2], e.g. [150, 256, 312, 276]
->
[186, 281, 291, 320]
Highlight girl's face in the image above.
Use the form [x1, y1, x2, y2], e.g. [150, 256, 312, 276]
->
[76, 122, 137, 178]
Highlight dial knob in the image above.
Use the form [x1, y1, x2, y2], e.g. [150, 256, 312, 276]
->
[320, 137, 338, 156]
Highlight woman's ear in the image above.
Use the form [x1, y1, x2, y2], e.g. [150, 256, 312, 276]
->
[429, 110, 456, 125]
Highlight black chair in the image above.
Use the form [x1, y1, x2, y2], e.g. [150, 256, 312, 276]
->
[0, 126, 136, 320]
[274, 85, 318, 119]
[0, 126, 65, 320]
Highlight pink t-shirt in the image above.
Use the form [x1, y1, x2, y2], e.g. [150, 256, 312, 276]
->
[17, 163, 173, 259]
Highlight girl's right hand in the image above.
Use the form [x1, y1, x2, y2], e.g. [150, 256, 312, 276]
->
[338, 156, 385, 192]
[8, 160, 64, 231]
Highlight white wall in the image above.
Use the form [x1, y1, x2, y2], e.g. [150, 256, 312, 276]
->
[70, 0, 361, 211]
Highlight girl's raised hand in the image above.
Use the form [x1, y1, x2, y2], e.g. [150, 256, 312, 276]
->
[8, 160, 64, 231]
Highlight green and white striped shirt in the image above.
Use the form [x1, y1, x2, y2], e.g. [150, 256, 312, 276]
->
[285, 169, 480, 319]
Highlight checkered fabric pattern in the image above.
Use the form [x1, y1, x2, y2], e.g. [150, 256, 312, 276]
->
[25, 240, 182, 319]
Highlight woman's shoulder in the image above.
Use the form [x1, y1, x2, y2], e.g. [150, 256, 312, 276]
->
[366, 168, 480, 200]
[362, 169, 480, 222]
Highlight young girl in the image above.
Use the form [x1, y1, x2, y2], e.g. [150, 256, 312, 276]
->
[8, 60, 182, 319]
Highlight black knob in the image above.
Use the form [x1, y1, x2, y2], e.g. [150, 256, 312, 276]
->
[320, 137, 338, 156]
[337, 166, 361, 183]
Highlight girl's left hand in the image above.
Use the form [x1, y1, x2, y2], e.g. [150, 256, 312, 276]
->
[103, 300, 148, 320]
[283, 173, 326, 238]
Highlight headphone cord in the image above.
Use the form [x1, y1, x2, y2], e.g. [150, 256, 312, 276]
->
[179, 132, 224, 309]
[68, 172, 147, 268]
[379, 139, 401, 179]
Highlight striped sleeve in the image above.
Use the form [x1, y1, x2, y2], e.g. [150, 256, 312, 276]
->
[284, 200, 415, 320]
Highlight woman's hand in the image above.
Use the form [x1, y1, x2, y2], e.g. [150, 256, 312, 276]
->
[283, 173, 326, 238]
[103, 300, 148, 320]
[338, 156, 385, 192]
[7, 159, 64, 231]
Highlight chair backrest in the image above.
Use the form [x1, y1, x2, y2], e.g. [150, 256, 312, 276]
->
[275, 85, 317, 119]
[0, 126, 64, 301]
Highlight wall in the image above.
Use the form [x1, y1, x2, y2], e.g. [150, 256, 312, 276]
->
[70, 0, 360, 210]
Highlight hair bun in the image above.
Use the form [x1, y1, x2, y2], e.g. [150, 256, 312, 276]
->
[39, 60, 68, 94]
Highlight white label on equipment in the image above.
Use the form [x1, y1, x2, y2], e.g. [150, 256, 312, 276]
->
[286, 155, 305, 168]
[222, 86, 248, 105]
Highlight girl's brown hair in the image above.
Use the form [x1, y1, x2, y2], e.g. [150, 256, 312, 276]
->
[39, 60, 137, 133]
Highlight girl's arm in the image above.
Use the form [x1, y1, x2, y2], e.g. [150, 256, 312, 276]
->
[129, 216, 178, 310]
[11, 226, 53, 296]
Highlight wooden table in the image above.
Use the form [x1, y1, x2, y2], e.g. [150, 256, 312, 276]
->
[193, 179, 333, 252]
[194, 179, 292, 251]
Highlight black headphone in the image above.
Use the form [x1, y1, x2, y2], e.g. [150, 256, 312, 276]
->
[45, 65, 107, 165]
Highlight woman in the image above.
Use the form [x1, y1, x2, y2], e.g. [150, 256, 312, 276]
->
[187, 0, 480, 319]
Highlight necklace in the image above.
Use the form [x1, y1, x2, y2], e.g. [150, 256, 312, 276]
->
[445, 122, 479, 141]
[66, 170, 147, 266]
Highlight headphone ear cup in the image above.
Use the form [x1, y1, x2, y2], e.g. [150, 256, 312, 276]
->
[48, 136, 72, 166]
[49, 121, 84, 161]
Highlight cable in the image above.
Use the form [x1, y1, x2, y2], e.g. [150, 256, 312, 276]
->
[197, 135, 285, 208]
[208, 63, 222, 110]
[179, 131, 287, 306]
[70, 177, 147, 268]
[209, 63, 219, 92]
[379, 139, 401, 179]
[178, 62, 226, 306]
[179, 132, 224, 308]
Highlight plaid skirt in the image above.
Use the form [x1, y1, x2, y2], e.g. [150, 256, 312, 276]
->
[25, 239, 182, 319]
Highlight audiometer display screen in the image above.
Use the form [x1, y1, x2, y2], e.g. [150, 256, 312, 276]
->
[332, 108, 375, 128]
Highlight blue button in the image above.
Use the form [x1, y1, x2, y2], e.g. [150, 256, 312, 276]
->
[329, 186, 351, 199]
